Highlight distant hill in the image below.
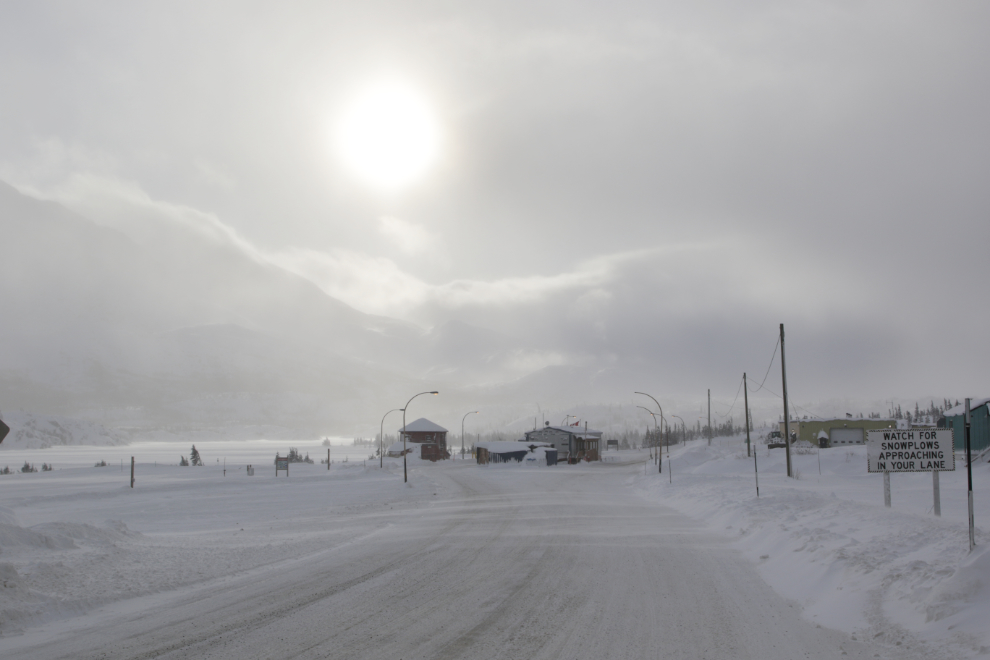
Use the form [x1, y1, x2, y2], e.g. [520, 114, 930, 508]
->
[0, 181, 429, 429]
[0, 181, 669, 433]
[0, 411, 124, 449]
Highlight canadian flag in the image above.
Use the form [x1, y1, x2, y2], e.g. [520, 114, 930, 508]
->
[570, 420, 580, 426]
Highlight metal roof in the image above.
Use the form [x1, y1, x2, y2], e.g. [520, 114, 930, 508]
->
[944, 398, 990, 417]
[398, 417, 448, 433]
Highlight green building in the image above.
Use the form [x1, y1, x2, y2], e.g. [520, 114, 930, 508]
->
[777, 418, 897, 446]
[941, 398, 990, 453]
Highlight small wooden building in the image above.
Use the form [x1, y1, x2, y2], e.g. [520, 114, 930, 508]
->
[399, 418, 450, 461]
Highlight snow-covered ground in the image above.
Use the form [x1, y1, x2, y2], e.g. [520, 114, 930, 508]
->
[638, 435, 990, 658]
[0, 449, 424, 641]
[0, 438, 987, 658]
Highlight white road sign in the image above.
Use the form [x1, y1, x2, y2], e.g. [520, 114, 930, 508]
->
[867, 429, 955, 473]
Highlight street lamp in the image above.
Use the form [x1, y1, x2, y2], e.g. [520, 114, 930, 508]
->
[671, 414, 685, 453]
[562, 415, 576, 426]
[380, 408, 403, 468]
[637, 405, 659, 461]
[403, 391, 439, 483]
[635, 392, 664, 474]
[462, 410, 480, 460]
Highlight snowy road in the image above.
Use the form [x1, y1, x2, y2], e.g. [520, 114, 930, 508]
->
[2, 462, 886, 659]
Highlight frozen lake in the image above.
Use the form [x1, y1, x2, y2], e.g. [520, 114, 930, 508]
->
[0, 438, 378, 472]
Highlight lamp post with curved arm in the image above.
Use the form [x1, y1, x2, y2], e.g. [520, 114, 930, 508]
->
[380, 408, 404, 468]
[462, 410, 479, 460]
[562, 415, 577, 426]
[671, 414, 685, 452]
[635, 392, 664, 474]
[637, 405, 659, 462]
[403, 391, 438, 483]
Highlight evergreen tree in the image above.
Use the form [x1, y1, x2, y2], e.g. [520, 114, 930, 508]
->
[180, 456, 190, 466]
[190, 445, 203, 466]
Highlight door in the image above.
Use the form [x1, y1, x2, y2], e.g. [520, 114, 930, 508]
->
[829, 427, 864, 445]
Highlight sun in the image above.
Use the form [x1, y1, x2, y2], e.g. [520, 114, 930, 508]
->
[336, 82, 440, 190]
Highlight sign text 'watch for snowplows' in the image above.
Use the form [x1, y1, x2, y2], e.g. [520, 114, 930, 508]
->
[867, 429, 955, 473]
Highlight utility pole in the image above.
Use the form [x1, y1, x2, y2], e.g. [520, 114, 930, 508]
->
[744, 372, 751, 457]
[707, 389, 711, 446]
[966, 398, 975, 552]
[780, 323, 793, 478]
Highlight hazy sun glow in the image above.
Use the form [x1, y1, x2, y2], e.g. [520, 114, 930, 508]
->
[337, 82, 439, 190]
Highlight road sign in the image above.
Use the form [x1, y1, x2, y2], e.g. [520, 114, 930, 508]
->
[867, 429, 954, 473]
[275, 455, 289, 476]
[0, 419, 8, 444]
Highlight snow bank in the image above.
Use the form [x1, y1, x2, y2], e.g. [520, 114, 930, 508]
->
[0, 505, 144, 634]
[476, 441, 547, 452]
[638, 435, 990, 658]
[386, 441, 421, 458]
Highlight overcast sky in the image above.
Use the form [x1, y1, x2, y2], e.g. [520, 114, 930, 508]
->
[2, 1, 988, 409]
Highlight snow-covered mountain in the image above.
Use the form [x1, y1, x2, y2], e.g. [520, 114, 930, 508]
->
[0, 181, 449, 430]
[0, 181, 690, 434]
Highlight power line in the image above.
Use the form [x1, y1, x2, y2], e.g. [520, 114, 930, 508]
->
[747, 378, 825, 420]
[745, 334, 824, 420]
[749, 337, 779, 393]
[713, 376, 745, 418]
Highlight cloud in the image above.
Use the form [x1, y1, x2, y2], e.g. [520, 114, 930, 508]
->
[378, 215, 435, 255]
[268, 247, 431, 316]
[0, 137, 118, 191]
[36, 173, 266, 260]
[194, 159, 237, 190]
[270, 244, 649, 319]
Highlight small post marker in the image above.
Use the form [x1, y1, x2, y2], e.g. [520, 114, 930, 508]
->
[966, 398, 975, 552]
[754, 442, 760, 497]
[130, 456, 135, 488]
[933, 470, 941, 517]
